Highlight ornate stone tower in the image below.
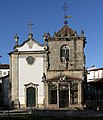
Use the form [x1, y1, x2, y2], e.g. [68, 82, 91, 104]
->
[43, 15, 86, 109]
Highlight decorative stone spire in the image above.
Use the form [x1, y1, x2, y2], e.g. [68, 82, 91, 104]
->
[28, 33, 33, 39]
[75, 30, 78, 36]
[14, 34, 19, 46]
[43, 32, 50, 45]
[81, 30, 84, 37]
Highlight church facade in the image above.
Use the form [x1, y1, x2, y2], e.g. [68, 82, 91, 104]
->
[9, 34, 46, 108]
[9, 22, 86, 109]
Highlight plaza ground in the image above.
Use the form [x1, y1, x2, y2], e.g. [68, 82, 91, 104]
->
[0, 109, 103, 119]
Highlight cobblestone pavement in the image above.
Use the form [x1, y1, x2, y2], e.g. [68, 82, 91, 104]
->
[0, 109, 103, 117]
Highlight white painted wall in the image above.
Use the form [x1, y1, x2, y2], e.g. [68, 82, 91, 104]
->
[19, 56, 44, 105]
[87, 69, 103, 82]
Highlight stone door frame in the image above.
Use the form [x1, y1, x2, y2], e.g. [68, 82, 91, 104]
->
[24, 82, 38, 108]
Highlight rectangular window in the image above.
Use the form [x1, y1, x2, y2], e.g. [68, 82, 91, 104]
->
[70, 82, 78, 104]
[50, 90, 57, 104]
[48, 84, 57, 104]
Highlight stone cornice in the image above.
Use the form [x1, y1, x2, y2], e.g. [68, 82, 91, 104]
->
[9, 50, 46, 55]
[47, 69, 84, 72]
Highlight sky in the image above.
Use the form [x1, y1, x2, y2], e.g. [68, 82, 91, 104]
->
[0, 0, 103, 68]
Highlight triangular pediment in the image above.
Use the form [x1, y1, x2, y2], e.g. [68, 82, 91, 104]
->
[16, 38, 44, 52]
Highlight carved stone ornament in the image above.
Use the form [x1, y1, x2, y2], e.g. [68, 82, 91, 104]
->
[26, 56, 35, 65]
[27, 39, 34, 49]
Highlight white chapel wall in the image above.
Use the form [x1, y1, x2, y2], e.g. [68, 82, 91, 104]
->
[18, 56, 44, 105]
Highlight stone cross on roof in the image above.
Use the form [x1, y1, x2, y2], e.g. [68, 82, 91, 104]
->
[28, 21, 33, 34]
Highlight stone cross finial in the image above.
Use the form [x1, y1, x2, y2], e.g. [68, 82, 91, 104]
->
[28, 21, 33, 34]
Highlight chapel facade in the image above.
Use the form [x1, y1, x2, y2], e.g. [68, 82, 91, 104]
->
[9, 34, 46, 109]
[9, 18, 86, 109]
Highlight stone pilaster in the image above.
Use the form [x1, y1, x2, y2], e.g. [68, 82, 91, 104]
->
[44, 83, 48, 109]
[78, 81, 83, 108]
[57, 83, 59, 107]
[11, 53, 19, 108]
[68, 83, 70, 106]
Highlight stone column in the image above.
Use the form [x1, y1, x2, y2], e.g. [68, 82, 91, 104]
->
[45, 83, 48, 109]
[68, 83, 70, 106]
[78, 81, 82, 108]
[36, 87, 38, 108]
[57, 83, 59, 108]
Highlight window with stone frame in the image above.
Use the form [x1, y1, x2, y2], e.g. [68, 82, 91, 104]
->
[70, 81, 78, 104]
[60, 45, 69, 62]
[48, 84, 57, 104]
